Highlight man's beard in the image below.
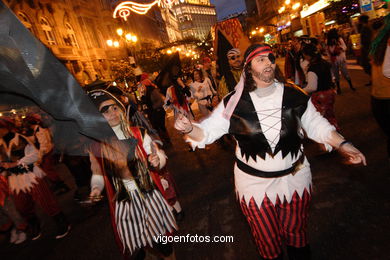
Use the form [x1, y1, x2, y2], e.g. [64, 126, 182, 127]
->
[252, 67, 275, 83]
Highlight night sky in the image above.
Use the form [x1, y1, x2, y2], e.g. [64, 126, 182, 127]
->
[210, 0, 246, 20]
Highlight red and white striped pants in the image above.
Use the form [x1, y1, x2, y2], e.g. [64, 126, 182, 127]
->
[13, 177, 61, 219]
[240, 189, 311, 259]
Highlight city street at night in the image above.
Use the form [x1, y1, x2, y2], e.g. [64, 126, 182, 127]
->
[1, 0, 390, 259]
[1, 67, 389, 260]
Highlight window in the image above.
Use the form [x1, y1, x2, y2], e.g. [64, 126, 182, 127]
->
[18, 12, 33, 33]
[65, 23, 79, 48]
[40, 17, 56, 45]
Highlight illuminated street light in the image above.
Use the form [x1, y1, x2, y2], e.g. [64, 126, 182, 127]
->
[117, 28, 123, 36]
[113, 41, 120, 47]
[259, 27, 264, 33]
[285, 0, 291, 5]
[251, 30, 257, 35]
[167, 49, 172, 54]
[131, 35, 138, 43]
[107, 39, 113, 46]
[125, 33, 132, 41]
[292, 2, 301, 10]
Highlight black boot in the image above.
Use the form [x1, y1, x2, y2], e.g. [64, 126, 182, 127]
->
[336, 81, 342, 94]
[347, 79, 356, 91]
[28, 216, 41, 240]
[287, 245, 311, 260]
[52, 212, 71, 239]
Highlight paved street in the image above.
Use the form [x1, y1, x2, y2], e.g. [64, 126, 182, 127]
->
[1, 67, 389, 260]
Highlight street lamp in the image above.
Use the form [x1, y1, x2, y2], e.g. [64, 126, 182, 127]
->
[117, 28, 124, 36]
[292, 3, 301, 10]
[107, 28, 138, 61]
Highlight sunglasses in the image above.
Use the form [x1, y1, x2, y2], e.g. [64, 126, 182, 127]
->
[228, 55, 241, 61]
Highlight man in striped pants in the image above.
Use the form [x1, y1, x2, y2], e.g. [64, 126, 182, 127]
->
[174, 44, 366, 259]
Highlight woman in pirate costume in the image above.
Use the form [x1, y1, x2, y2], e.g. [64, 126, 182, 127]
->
[175, 44, 366, 259]
[0, 118, 70, 241]
[88, 90, 177, 259]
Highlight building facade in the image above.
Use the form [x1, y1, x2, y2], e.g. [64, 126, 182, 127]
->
[4, 0, 169, 85]
[160, 6, 182, 43]
[172, 0, 217, 40]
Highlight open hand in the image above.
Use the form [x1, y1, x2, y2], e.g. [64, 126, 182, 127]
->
[174, 114, 192, 134]
[148, 142, 160, 168]
[338, 143, 367, 166]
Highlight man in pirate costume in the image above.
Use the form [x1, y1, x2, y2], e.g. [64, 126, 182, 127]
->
[217, 48, 243, 98]
[174, 44, 366, 260]
[0, 119, 70, 241]
[88, 90, 177, 259]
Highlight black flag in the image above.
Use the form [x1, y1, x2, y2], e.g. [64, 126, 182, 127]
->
[154, 52, 182, 96]
[0, 1, 116, 155]
[216, 30, 237, 92]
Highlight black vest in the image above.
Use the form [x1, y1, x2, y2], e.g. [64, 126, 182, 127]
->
[224, 84, 309, 162]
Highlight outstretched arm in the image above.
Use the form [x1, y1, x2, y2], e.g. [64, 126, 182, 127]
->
[302, 99, 366, 165]
[326, 131, 366, 165]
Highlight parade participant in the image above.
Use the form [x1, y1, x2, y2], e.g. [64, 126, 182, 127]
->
[190, 69, 216, 118]
[284, 37, 305, 86]
[174, 44, 366, 260]
[218, 48, 242, 98]
[0, 119, 70, 241]
[23, 114, 70, 195]
[369, 14, 390, 162]
[140, 74, 171, 145]
[0, 119, 28, 244]
[326, 28, 356, 94]
[302, 43, 340, 131]
[0, 192, 28, 244]
[164, 75, 193, 120]
[358, 15, 373, 85]
[88, 90, 177, 259]
[202, 57, 218, 95]
[139, 77, 184, 220]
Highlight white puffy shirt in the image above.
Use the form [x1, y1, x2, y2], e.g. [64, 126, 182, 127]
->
[187, 82, 336, 205]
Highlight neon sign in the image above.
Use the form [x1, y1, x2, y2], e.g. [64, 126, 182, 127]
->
[113, 0, 176, 21]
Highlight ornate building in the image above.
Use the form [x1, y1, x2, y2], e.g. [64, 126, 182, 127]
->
[171, 0, 217, 40]
[4, 0, 169, 85]
[160, 6, 182, 43]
